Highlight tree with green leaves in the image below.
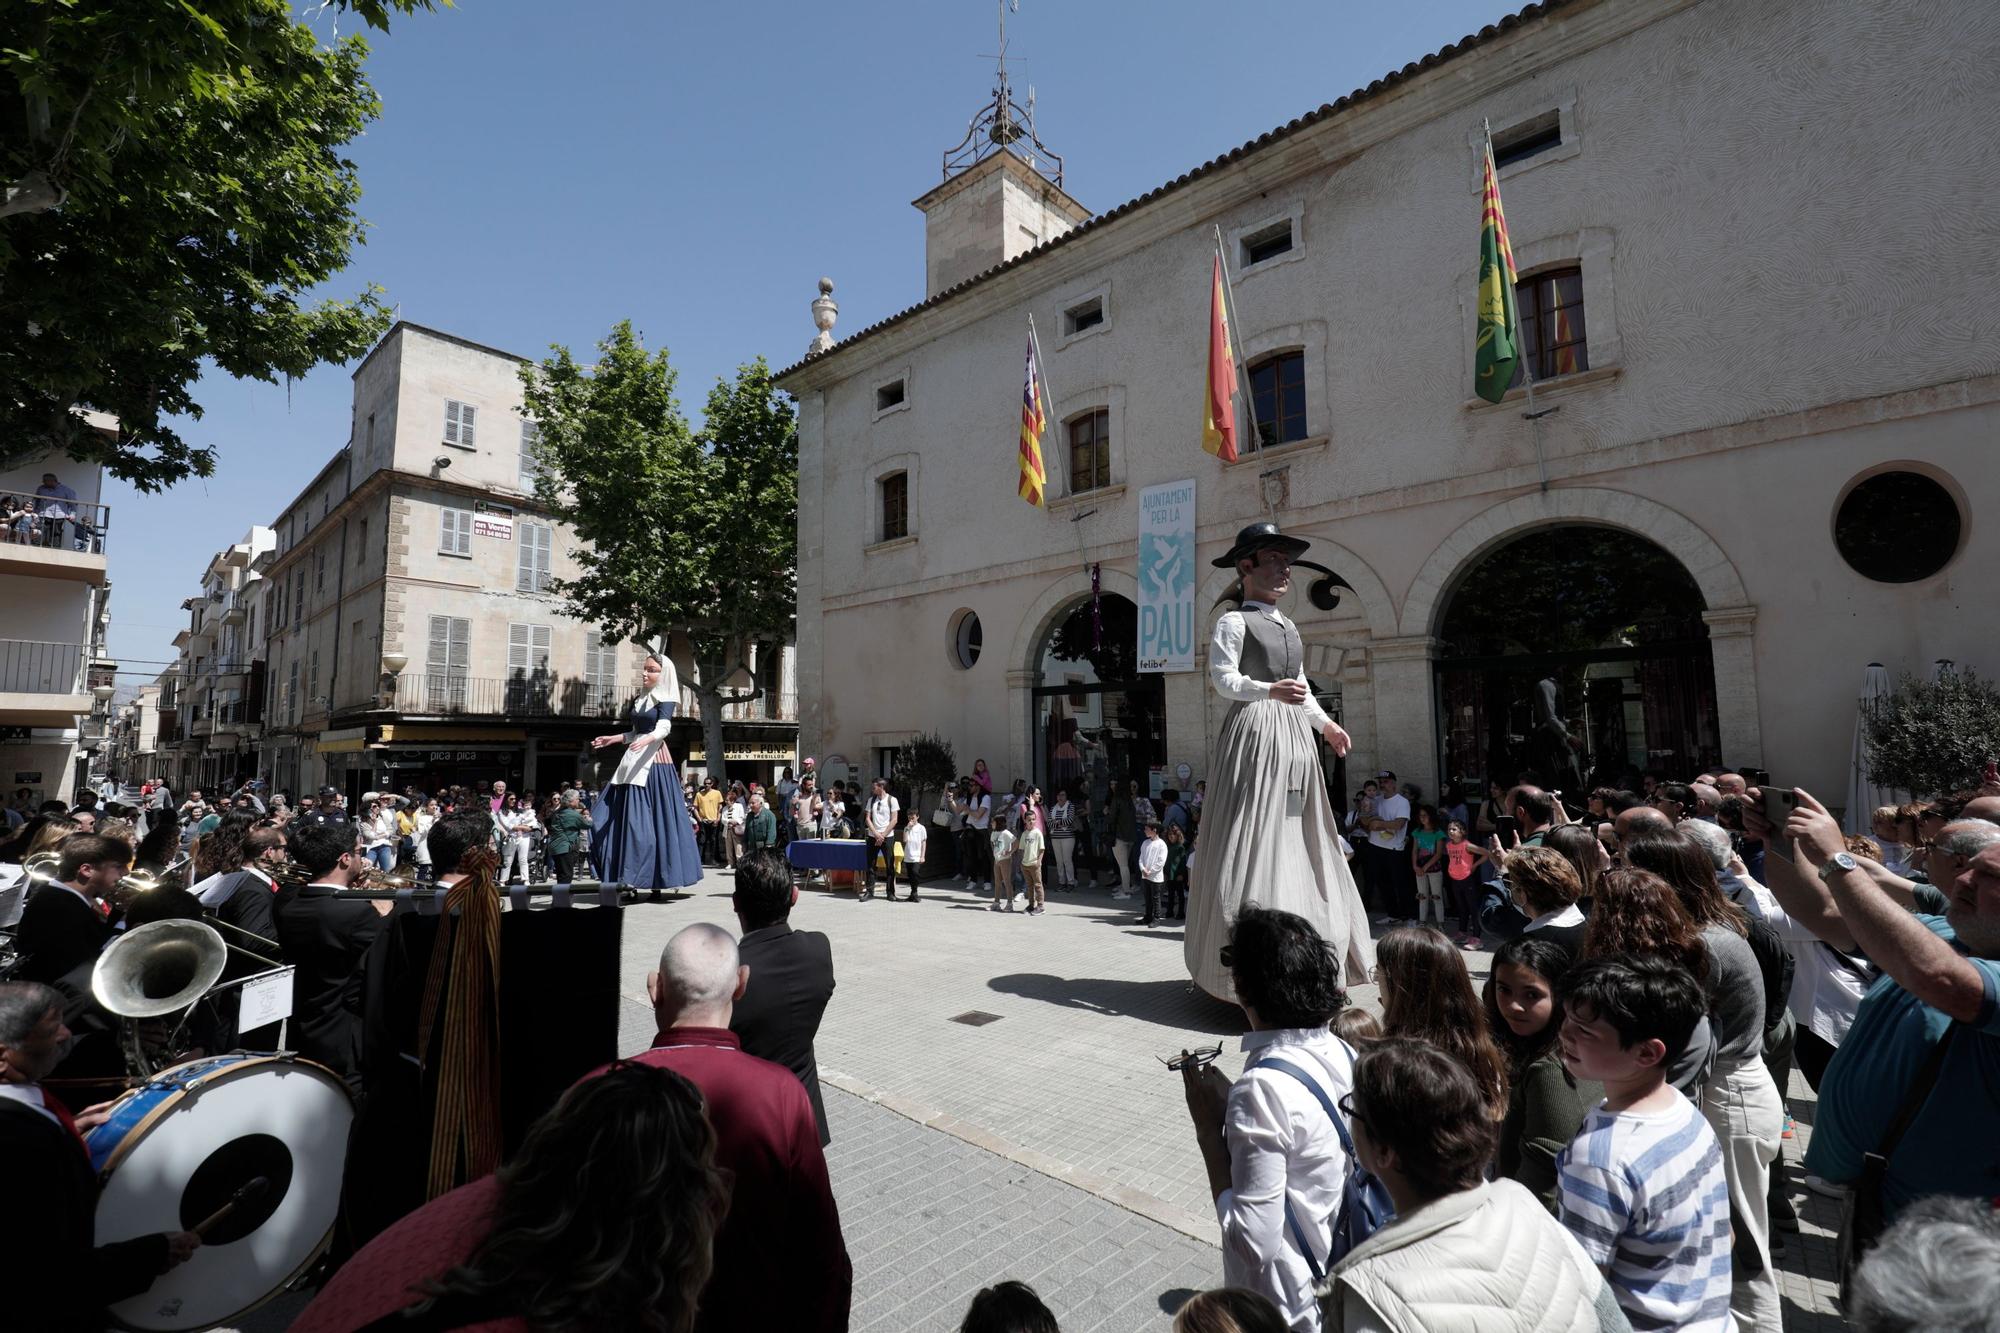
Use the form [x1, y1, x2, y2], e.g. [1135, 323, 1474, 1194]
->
[1866, 666, 2000, 799]
[520, 322, 798, 784]
[892, 731, 958, 823]
[1, 0, 441, 489]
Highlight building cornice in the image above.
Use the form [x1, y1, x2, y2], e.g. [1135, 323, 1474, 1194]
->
[777, 0, 1697, 393]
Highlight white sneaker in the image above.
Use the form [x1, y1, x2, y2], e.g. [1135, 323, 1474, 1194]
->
[1804, 1174, 1852, 1199]
[1006, 900, 1016, 912]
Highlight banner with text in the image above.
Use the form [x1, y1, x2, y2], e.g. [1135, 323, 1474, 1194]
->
[1137, 478, 1197, 672]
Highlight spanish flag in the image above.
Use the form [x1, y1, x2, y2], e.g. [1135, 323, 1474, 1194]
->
[1474, 135, 1522, 403]
[1202, 252, 1240, 462]
[1019, 331, 1047, 506]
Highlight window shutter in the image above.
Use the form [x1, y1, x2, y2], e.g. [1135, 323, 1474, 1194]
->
[440, 508, 458, 553]
[519, 421, 540, 484]
[428, 615, 453, 673]
[508, 623, 529, 674]
[445, 400, 477, 447]
[536, 524, 552, 588]
[517, 526, 533, 591]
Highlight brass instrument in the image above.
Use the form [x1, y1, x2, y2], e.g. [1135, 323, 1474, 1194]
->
[93, 919, 229, 1076]
[352, 866, 418, 891]
[22, 850, 63, 887]
[116, 853, 193, 898]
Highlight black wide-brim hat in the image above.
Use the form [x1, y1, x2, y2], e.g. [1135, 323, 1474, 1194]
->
[1211, 521, 1313, 569]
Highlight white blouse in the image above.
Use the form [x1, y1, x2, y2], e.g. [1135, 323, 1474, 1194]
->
[1209, 602, 1335, 734]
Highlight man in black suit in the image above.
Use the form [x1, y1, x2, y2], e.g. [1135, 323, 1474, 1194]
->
[13, 833, 127, 984]
[200, 823, 288, 963]
[728, 850, 837, 1145]
[273, 820, 391, 1096]
[0, 981, 199, 1330]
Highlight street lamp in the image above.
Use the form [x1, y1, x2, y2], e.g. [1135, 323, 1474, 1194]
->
[377, 652, 408, 709]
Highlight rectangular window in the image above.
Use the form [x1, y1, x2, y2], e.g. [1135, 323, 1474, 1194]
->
[426, 616, 471, 709]
[584, 631, 620, 715]
[518, 421, 541, 487]
[293, 569, 306, 622]
[356, 518, 368, 565]
[1241, 221, 1294, 267]
[1067, 409, 1112, 495]
[1064, 297, 1104, 335]
[315, 548, 326, 593]
[287, 660, 298, 721]
[1248, 351, 1308, 447]
[1493, 110, 1562, 168]
[879, 471, 908, 542]
[874, 379, 906, 412]
[439, 507, 472, 556]
[516, 522, 553, 592]
[366, 412, 376, 458]
[1513, 267, 1590, 385]
[308, 652, 320, 712]
[444, 399, 477, 447]
[506, 623, 553, 712]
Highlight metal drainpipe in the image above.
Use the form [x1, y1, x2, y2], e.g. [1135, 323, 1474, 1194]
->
[324, 449, 353, 801]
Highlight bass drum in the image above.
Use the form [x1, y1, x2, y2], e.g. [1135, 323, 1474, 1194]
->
[85, 1053, 354, 1331]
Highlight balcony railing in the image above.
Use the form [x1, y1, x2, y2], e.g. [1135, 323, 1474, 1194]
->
[680, 686, 799, 722]
[389, 672, 624, 719]
[0, 488, 110, 555]
[0, 639, 85, 694]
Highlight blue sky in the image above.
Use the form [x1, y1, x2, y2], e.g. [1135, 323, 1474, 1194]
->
[105, 0, 1510, 680]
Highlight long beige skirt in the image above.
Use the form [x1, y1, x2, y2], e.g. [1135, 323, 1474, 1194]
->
[1184, 696, 1376, 1001]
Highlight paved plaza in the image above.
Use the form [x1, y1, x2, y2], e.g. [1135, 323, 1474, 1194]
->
[614, 865, 1851, 1331]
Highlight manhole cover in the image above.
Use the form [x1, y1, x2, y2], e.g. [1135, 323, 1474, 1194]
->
[950, 1011, 1003, 1026]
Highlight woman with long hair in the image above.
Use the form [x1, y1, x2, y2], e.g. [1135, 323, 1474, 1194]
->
[1375, 926, 1509, 1122]
[1581, 865, 1716, 1099]
[133, 807, 181, 874]
[294, 1062, 729, 1333]
[188, 810, 259, 902]
[1541, 822, 1607, 909]
[1621, 825, 1785, 1329]
[588, 653, 702, 901]
[1482, 934, 1600, 1210]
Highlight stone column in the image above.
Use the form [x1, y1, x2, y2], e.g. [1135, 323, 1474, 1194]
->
[1007, 668, 1039, 786]
[1166, 663, 1208, 787]
[1703, 606, 1762, 769]
[1368, 634, 1441, 790]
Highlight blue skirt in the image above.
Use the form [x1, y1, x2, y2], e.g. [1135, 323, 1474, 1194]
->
[590, 762, 702, 891]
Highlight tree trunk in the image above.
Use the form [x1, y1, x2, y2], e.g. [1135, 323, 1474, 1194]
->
[688, 682, 729, 786]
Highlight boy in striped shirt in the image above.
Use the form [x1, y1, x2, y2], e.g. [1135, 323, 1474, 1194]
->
[1555, 954, 1734, 1332]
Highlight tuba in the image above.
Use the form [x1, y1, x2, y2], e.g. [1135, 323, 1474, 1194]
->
[92, 919, 229, 1075]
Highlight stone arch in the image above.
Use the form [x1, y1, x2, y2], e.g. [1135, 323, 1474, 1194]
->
[1011, 565, 1142, 682]
[1196, 533, 1399, 642]
[1399, 488, 1751, 638]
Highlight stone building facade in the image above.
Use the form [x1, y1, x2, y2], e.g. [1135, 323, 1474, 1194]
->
[775, 0, 1999, 808]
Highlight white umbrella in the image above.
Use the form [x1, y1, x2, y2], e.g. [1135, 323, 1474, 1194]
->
[1844, 663, 1898, 834]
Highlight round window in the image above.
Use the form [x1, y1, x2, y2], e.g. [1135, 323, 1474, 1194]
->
[1834, 471, 1961, 584]
[949, 610, 983, 669]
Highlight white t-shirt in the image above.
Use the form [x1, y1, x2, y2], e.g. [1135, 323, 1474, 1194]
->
[965, 794, 992, 831]
[1369, 792, 1411, 851]
[902, 821, 927, 863]
[866, 793, 900, 837]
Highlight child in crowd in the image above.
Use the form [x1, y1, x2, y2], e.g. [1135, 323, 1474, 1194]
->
[1485, 933, 1601, 1211]
[988, 815, 1017, 913]
[1016, 802, 1046, 916]
[1163, 823, 1189, 920]
[1410, 804, 1446, 926]
[1331, 1007, 1383, 1046]
[1556, 954, 1733, 1332]
[901, 807, 927, 901]
[1135, 817, 1166, 926]
[1442, 819, 1489, 949]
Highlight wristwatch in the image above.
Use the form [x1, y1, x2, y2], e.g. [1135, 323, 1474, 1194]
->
[1817, 851, 1859, 882]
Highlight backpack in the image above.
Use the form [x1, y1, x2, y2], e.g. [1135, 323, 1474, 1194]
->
[1252, 1045, 1394, 1280]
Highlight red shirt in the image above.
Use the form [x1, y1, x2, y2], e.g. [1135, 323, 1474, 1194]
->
[613, 1027, 852, 1332]
[292, 1176, 522, 1333]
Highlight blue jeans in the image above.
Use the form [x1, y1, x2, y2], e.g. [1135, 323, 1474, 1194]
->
[368, 844, 395, 872]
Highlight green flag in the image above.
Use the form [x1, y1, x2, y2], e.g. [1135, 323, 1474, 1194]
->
[1475, 139, 1521, 404]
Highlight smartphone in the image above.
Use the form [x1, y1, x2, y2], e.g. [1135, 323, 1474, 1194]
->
[1759, 786, 1798, 830]
[1495, 814, 1521, 843]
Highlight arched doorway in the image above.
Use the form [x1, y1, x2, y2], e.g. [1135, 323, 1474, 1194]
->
[1434, 526, 1721, 792]
[1034, 593, 1166, 802]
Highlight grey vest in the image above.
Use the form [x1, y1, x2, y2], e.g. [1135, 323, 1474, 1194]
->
[1238, 608, 1303, 684]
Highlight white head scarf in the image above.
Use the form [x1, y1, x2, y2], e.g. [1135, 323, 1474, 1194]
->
[640, 643, 679, 709]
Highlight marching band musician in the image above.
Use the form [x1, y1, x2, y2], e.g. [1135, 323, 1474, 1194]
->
[13, 834, 128, 985]
[272, 821, 392, 1097]
[197, 823, 288, 965]
[0, 980, 200, 1331]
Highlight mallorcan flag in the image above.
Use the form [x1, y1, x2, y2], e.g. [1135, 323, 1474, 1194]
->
[1202, 252, 1240, 462]
[1019, 331, 1048, 506]
[1474, 137, 1522, 403]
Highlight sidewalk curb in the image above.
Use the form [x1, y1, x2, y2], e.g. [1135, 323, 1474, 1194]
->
[820, 1068, 1223, 1248]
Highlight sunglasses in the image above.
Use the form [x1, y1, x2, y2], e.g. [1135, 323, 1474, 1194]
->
[1219, 944, 1234, 968]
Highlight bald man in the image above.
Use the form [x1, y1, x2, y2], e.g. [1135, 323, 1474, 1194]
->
[610, 924, 850, 1332]
[1614, 804, 1675, 841]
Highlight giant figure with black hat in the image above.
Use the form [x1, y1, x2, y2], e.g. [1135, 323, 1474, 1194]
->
[1184, 523, 1376, 998]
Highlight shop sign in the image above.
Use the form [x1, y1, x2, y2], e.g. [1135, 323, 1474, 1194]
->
[473, 517, 513, 540]
[1136, 478, 1197, 672]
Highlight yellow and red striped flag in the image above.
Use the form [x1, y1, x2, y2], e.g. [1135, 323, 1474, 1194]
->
[1018, 331, 1048, 506]
[1202, 252, 1240, 462]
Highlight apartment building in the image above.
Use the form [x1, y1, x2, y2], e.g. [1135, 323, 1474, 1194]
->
[159, 527, 277, 795]
[236, 322, 797, 801]
[0, 435, 118, 804]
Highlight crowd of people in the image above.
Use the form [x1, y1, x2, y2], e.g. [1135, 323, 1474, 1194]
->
[4, 731, 1996, 1331]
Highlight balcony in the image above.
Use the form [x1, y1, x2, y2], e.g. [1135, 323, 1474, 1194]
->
[680, 686, 799, 723]
[0, 488, 111, 583]
[220, 590, 246, 625]
[0, 639, 91, 725]
[387, 672, 625, 720]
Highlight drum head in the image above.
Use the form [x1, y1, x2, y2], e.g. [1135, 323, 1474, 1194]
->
[94, 1056, 354, 1331]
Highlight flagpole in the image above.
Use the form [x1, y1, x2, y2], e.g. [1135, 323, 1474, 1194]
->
[1212, 225, 1264, 453]
[1030, 313, 1102, 637]
[1486, 120, 1555, 492]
